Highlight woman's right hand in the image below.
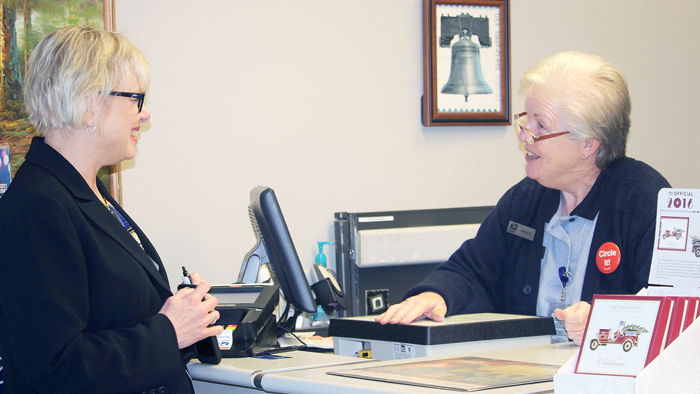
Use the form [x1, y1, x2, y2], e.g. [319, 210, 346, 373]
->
[375, 291, 447, 325]
[159, 280, 223, 349]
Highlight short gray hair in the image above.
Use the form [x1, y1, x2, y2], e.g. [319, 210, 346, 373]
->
[24, 26, 148, 136]
[519, 51, 630, 169]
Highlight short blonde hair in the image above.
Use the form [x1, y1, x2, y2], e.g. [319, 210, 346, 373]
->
[520, 51, 630, 169]
[24, 26, 149, 136]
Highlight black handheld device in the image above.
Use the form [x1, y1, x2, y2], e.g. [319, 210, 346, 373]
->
[178, 266, 222, 365]
[309, 264, 348, 314]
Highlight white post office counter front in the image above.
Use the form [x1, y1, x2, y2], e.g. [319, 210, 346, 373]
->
[189, 342, 579, 394]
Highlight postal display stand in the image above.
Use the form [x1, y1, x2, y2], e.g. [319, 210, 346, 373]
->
[554, 316, 700, 394]
[555, 188, 700, 393]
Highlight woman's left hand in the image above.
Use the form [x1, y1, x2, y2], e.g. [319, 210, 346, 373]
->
[554, 301, 591, 346]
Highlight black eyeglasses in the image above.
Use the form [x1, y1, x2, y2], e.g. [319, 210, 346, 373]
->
[109, 91, 145, 112]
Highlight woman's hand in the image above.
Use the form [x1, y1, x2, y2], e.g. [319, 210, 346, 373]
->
[186, 272, 217, 303]
[159, 276, 223, 349]
[554, 301, 591, 346]
[375, 292, 447, 325]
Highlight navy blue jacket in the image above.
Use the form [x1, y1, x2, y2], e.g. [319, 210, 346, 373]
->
[405, 157, 671, 316]
[0, 138, 193, 394]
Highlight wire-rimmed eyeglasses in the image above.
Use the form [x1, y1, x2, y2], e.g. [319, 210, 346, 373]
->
[514, 111, 570, 145]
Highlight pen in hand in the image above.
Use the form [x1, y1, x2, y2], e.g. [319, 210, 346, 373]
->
[179, 266, 195, 289]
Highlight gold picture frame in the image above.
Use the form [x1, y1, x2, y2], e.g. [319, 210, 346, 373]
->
[103, 0, 121, 203]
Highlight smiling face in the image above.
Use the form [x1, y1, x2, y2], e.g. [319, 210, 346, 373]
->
[519, 86, 595, 193]
[92, 74, 150, 165]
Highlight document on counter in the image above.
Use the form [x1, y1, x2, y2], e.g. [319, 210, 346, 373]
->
[328, 356, 560, 392]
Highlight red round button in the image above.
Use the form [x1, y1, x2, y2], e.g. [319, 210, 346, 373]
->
[596, 242, 621, 274]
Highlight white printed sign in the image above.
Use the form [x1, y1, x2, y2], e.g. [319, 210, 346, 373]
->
[649, 189, 700, 288]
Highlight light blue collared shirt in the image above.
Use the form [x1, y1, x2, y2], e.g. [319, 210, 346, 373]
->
[536, 194, 598, 317]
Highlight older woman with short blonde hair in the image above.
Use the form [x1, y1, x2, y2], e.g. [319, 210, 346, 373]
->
[378, 51, 670, 346]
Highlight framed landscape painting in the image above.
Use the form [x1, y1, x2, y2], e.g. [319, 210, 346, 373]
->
[0, 0, 120, 201]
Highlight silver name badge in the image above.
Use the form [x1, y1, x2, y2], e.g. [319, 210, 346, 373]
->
[507, 221, 536, 241]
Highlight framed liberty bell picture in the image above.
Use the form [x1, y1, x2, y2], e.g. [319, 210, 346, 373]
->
[422, 0, 510, 126]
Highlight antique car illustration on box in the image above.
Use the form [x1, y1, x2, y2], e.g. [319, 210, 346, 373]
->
[589, 321, 648, 352]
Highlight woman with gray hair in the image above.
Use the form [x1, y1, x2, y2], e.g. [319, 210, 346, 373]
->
[378, 51, 670, 346]
[0, 27, 221, 393]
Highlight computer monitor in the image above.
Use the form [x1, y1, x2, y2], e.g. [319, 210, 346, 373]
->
[238, 186, 317, 317]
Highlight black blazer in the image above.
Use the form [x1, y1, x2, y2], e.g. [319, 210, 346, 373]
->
[0, 138, 193, 394]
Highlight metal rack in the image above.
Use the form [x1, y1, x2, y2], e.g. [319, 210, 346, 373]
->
[333, 206, 495, 317]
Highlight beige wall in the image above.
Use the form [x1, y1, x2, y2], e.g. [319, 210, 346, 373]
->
[114, 0, 700, 291]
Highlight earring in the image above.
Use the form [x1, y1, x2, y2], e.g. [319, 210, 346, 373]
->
[86, 124, 96, 135]
[581, 153, 586, 159]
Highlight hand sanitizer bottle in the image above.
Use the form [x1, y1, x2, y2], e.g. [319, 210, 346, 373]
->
[309, 242, 333, 327]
